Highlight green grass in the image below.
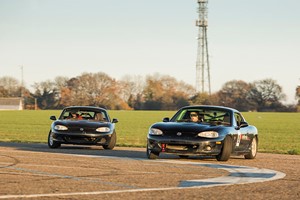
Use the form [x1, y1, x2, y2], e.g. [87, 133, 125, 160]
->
[242, 112, 300, 155]
[0, 110, 299, 155]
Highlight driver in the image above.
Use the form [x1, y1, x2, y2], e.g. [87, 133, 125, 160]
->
[190, 112, 203, 122]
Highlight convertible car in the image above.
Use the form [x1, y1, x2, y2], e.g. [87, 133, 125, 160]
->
[147, 105, 258, 161]
[48, 106, 118, 149]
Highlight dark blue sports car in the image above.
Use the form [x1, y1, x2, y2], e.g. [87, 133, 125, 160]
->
[147, 105, 258, 161]
[48, 106, 118, 149]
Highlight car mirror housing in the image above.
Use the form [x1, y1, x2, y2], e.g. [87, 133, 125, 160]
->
[50, 116, 56, 121]
[240, 121, 248, 127]
[112, 118, 118, 123]
[235, 121, 248, 130]
[163, 117, 170, 122]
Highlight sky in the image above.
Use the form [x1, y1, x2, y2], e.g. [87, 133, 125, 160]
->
[1, 0, 300, 104]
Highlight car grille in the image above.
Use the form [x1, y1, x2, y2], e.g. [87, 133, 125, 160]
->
[68, 127, 95, 132]
[62, 135, 107, 144]
[163, 131, 198, 139]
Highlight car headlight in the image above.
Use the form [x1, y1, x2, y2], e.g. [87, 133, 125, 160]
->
[198, 131, 219, 138]
[54, 125, 68, 131]
[149, 128, 163, 135]
[96, 127, 111, 132]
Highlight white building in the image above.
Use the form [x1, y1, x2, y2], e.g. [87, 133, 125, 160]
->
[0, 98, 23, 110]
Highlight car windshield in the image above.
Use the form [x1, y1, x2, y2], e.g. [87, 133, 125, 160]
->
[172, 108, 231, 126]
[59, 109, 108, 122]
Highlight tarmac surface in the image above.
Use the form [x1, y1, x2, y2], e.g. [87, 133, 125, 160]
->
[0, 142, 299, 200]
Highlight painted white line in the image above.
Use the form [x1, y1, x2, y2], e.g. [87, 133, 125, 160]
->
[0, 153, 286, 199]
[152, 159, 286, 186]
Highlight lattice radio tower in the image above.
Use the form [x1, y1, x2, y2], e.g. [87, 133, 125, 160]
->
[195, 0, 211, 94]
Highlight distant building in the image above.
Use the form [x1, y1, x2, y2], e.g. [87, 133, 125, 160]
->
[0, 98, 23, 110]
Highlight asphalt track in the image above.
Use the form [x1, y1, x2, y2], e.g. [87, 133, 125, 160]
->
[0, 142, 299, 200]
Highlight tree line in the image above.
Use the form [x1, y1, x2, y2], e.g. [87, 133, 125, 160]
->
[0, 72, 299, 112]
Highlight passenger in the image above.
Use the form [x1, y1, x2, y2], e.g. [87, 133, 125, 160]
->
[77, 114, 83, 120]
[70, 112, 82, 120]
[94, 113, 104, 121]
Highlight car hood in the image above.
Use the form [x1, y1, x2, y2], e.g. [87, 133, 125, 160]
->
[151, 122, 225, 132]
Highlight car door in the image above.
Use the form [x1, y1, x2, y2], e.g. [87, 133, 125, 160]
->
[233, 112, 251, 152]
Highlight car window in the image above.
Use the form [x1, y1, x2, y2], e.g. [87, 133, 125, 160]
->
[93, 111, 108, 122]
[61, 111, 73, 119]
[60, 109, 108, 121]
[173, 108, 231, 126]
[79, 111, 94, 120]
[234, 112, 245, 126]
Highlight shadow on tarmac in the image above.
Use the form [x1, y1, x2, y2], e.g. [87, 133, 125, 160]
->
[0, 142, 224, 161]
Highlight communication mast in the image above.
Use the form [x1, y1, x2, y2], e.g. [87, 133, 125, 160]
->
[195, 0, 211, 94]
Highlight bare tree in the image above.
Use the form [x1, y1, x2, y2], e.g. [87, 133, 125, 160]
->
[118, 75, 145, 101]
[0, 76, 21, 97]
[189, 92, 218, 106]
[249, 78, 286, 111]
[32, 80, 59, 109]
[217, 80, 255, 111]
[59, 72, 130, 109]
[118, 75, 145, 110]
[142, 74, 194, 110]
[296, 85, 300, 106]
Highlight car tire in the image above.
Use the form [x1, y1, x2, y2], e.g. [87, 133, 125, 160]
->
[216, 136, 232, 161]
[103, 132, 116, 150]
[146, 144, 159, 159]
[48, 131, 61, 148]
[244, 136, 258, 159]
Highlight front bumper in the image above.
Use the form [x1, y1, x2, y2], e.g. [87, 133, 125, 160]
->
[147, 137, 223, 156]
[51, 131, 113, 145]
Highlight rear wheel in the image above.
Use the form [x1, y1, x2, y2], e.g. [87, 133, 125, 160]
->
[146, 144, 159, 159]
[103, 132, 116, 150]
[216, 136, 232, 161]
[244, 136, 258, 159]
[48, 131, 61, 148]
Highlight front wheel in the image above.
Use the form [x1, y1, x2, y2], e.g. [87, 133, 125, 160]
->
[103, 132, 116, 150]
[216, 136, 232, 161]
[146, 144, 159, 159]
[48, 131, 61, 148]
[244, 137, 258, 159]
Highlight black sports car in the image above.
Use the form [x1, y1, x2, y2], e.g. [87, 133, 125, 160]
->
[147, 105, 258, 161]
[48, 106, 118, 149]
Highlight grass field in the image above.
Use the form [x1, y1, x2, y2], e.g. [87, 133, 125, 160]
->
[0, 110, 299, 155]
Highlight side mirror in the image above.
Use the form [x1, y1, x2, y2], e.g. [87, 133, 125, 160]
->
[112, 118, 118, 123]
[163, 117, 170, 122]
[235, 121, 248, 130]
[239, 121, 248, 128]
[50, 116, 56, 120]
